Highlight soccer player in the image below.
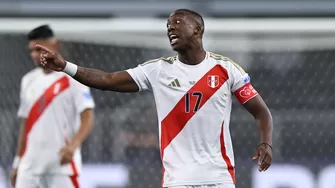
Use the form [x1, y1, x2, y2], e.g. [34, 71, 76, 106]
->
[11, 25, 95, 188]
[37, 9, 273, 188]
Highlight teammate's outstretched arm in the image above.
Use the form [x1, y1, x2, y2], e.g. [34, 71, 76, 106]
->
[35, 45, 139, 92]
[243, 95, 273, 172]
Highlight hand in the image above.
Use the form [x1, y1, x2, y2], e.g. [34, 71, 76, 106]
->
[252, 143, 272, 172]
[59, 145, 75, 165]
[10, 168, 18, 187]
[36, 44, 66, 71]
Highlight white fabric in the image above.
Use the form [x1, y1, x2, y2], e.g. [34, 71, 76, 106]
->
[12, 156, 21, 169]
[17, 68, 95, 175]
[16, 171, 79, 188]
[126, 52, 256, 187]
[63, 61, 78, 77]
[169, 183, 235, 188]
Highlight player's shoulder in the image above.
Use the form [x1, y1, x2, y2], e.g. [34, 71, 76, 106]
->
[22, 67, 42, 79]
[208, 52, 235, 64]
[208, 51, 246, 74]
[21, 67, 43, 84]
[141, 56, 177, 66]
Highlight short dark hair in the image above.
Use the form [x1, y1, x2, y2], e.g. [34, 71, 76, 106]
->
[174, 9, 205, 34]
[27, 24, 54, 41]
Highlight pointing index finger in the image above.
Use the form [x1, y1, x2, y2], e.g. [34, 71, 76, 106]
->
[35, 44, 53, 54]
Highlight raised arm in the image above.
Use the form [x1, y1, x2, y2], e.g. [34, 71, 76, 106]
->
[74, 68, 138, 92]
[36, 44, 139, 92]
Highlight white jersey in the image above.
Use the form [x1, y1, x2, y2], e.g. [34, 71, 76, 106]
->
[126, 52, 258, 187]
[17, 68, 95, 175]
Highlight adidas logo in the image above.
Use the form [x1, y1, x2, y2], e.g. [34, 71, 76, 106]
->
[168, 79, 181, 87]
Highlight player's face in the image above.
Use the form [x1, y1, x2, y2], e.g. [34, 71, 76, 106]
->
[28, 39, 56, 66]
[167, 12, 197, 51]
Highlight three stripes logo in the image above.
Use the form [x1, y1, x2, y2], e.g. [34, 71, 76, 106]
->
[168, 79, 181, 88]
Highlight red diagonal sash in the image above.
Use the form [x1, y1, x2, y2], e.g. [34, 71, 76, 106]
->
[160, 65, 229, 185]
[21, 76, 70, 157]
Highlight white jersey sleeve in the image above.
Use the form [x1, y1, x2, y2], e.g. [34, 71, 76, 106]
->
[70, 79, 95, 113]
[229, 62, 258, 104]
[126, 59, 160, 91]
[17, 77, 29, 118]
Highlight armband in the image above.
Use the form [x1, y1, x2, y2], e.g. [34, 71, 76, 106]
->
[234, 82, 258, 104]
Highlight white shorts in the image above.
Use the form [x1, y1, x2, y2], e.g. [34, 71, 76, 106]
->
[168, 184, 235, 188]
[16, 172, 79, 188]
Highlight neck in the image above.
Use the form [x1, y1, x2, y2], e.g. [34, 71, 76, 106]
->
[177, 45, 206, 65]
[42, 67, 53, 74]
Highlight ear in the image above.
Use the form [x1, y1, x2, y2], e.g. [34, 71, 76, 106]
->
[51, 40, 59, 51]
[194, 25, 202, 35]
[54, 41, 59, 50]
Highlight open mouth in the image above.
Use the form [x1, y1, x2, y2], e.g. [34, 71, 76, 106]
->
[169, 34, 179, 45]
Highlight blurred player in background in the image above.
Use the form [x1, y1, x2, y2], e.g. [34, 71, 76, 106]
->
[11, 25, 95, 188]
[37, 9, 273, 188]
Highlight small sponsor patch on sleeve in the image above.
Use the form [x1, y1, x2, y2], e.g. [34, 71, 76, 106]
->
[83, 91, 92, 100]
[243, 76, 250, 84]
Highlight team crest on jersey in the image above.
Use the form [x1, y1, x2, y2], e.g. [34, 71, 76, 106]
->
[207, 75, 219, 88]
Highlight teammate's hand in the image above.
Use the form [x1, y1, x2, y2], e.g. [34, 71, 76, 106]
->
[252, 143, 272, 172]
[59, 145, 75, 165]
[10, 168, 18, 187]
[35, 44, 66, 71]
